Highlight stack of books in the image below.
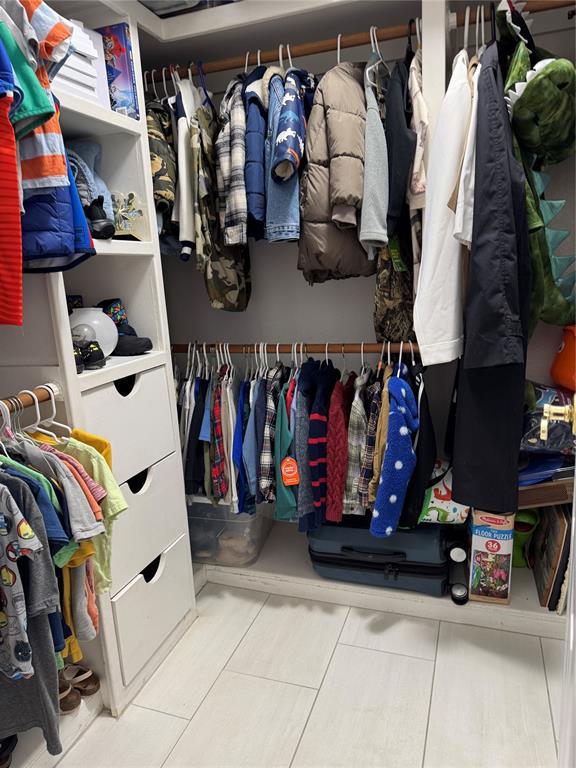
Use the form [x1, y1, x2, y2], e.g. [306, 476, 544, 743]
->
[53, 20, 110, 109]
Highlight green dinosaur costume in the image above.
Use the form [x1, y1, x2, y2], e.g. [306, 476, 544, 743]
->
[503, 35, 575, 333]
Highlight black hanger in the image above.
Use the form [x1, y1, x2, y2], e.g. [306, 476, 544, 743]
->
[490, 2, 497, 43]
[405, 18, 415, 66]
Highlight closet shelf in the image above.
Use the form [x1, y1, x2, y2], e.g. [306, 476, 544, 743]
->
[57, 90, 143, 139]
[94, 240, 155, 257]
[205, 522, 566, 640]
[518, 476, 574, 509]
[77, 350, 168, 392]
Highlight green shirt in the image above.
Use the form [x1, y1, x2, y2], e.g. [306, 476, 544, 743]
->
[274, 383, 297, 520]
[0, 21, 53, 138]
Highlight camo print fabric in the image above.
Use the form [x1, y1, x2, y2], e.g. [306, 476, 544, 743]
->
[373, 245, 415, 343]
[146, 100, 176, 216]
[193, 105, 251, 311]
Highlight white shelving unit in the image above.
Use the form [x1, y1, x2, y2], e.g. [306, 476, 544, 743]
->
[0, 5, 196, 762]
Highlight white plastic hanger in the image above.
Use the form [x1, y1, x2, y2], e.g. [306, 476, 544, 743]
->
[397, 341, 404, 377]
[0, 400, 12, 455]
[387, 340, 392, 368]
[150, 69, 160, 101]
[278, 44, 284, 69]
[257, 49, 261, 66]
[324, 342, 329, 366]
[19, 389, 58, 442]
[286, 44, 293, 69]
[416, 18, 422, 48]
[170, 64, 181, 94]
[143, 70, 150, 93]
[463, 6, 471, 51]
[37, 384, 72, 437]
[336, 33, 342, 64]
[360, 342, 366, 375]
[161, 67, 170, 102]
[244, 51, 250, 73]
[408, 340, 416, 367]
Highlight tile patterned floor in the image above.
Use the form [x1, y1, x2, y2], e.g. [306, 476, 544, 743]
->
[38, 584, 565, 768]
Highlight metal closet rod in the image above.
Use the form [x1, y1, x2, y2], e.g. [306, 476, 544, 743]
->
[171, 342, 419, 355]
[0, 384, 58, 413]
[149, 0, 574, 78]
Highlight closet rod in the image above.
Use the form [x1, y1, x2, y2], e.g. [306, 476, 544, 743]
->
[150, 0, 574, 78]
[1, 384, 59, 414]
[172, 343, 419, 355]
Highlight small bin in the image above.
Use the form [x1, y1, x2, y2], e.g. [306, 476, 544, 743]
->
[187, 497, 273, 566]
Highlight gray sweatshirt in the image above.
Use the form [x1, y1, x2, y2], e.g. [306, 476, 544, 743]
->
[360, 55, 389, 257]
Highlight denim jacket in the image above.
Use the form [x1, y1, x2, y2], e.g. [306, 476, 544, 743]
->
[264, 70, 301, 241]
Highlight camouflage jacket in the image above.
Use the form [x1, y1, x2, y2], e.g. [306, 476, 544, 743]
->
[146, 99, 177, 217]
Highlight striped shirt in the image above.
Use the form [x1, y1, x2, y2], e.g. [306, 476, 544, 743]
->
[20, 0, 72, 190]
[0, 40, 22, 325]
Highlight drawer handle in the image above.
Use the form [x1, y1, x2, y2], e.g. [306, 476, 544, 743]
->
[140, 554, 163, 584]
[114, 374, 137, 397]
[127, 468, 149, 494]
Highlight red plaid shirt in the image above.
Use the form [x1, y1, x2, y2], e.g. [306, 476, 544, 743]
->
[211, 380, 228, 499]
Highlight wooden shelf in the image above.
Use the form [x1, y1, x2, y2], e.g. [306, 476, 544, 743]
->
[518, 476, 574, 509]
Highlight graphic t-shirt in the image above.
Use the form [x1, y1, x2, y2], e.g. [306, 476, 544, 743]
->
[0, 485, 42, 679]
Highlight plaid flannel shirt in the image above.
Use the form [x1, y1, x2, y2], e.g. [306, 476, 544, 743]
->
[343, 372, 370, 515]
[357, 380, 382, 509]
[259, 365, 283, 502]
[210, 377, 229, 500]
[215, 78, 247, 246]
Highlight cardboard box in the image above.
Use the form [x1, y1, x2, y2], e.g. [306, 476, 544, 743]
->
[469, 510, 515, 604]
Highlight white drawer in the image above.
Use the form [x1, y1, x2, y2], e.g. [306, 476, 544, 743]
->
[111, 452, 187, 595]
[81, 365, 175, 483]
[112, 534, 193, 686]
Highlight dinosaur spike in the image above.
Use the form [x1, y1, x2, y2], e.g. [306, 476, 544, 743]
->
[546, 228, 570, 255]
[532, 170, 551, 197]
[540, 199, 566, 227]
[557, 271, 576, 302]
[550, 253, 574, 282]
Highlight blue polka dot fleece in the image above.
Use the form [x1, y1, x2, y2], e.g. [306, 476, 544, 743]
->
[370, 374, 419, 538]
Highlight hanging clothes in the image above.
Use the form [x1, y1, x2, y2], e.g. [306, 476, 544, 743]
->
[452, 40, 531, 514]
[299, 63, 375, 283]
[343, 370, 370, 516]
[413, 47, 472, 366]
[242, 64, 267, 239]
[274, 382, 297, 520]
[359, 54, 389, 257]
[325, 374, 356, 523]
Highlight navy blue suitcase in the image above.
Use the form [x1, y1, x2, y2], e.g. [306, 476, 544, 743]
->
[308, 524, 451, 597]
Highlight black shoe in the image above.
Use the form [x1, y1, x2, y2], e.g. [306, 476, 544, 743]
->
[83, 196, 115, 240]
[78, 340, 106, 370]
[0, 736, 18, 768]
[97, 298, 153, 356]
[74, 344, 85, 374]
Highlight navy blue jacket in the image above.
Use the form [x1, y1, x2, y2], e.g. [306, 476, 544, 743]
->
[243, 65, 267, 239]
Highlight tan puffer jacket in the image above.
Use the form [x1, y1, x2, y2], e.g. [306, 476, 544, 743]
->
[299, 62, 375, 284]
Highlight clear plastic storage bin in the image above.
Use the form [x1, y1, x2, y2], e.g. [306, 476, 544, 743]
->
[187, 498, 273, 566]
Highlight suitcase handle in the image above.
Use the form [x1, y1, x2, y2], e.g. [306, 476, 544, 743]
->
[340, 546, 407, 564]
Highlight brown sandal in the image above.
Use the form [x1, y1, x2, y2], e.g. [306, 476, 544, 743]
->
[58, 675, 81, 715]
[62, 664, 101, 697]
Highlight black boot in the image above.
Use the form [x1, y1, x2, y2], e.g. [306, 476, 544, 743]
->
[83, 196, 115, 239]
